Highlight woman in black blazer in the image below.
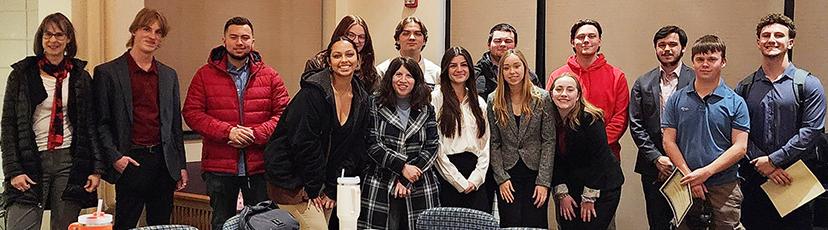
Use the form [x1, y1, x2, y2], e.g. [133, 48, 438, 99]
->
[549, 73, 624, 230]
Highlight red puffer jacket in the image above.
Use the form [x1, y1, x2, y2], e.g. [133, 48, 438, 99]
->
[183, 46, 290, 175]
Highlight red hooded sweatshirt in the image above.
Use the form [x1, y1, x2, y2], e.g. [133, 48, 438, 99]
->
[547, 54, 629, 160]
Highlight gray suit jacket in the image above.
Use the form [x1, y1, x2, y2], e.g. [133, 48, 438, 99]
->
[629, 63, 693, 176]
[93, 52, 186, 183]
[487, 86, 556, 187]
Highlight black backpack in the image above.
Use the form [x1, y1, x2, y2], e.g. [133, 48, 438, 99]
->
[238, 200, 299, 230]
[736, 69, 828, 184]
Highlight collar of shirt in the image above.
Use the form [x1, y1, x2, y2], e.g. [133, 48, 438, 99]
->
[658, 64, 682, 82]
[687, 80, 730, 98]
[226, 57, 250, 77]
[126, 51, 158, 75]
[755, 63, 798, 84]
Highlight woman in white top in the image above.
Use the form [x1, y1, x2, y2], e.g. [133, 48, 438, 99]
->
[431, 47, 491, 211]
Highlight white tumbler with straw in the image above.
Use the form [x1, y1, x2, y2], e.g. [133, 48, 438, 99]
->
[337, 169, 360, 230]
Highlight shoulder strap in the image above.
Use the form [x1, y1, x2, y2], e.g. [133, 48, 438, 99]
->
[792, 68, 810, 128]
[736, 72, 756, 97]
[792, 68, 809, 107]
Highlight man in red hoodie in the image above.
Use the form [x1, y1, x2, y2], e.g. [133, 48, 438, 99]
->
[182, 16, 290, 230]
[546, 19, 629, 160]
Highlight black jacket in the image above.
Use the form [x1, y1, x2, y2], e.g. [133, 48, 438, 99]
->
[1, 56, 103, 208]
[553, 112, 624, 192]
[474, 51, 541, 99]
[93, 53, 186, 183]
[264, 68, 369, 199]
[629, 64, 693, 176]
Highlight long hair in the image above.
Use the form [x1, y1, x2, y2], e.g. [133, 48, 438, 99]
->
[325, 36, 359, 76]
[491, 49, 540, 126]
[551, 73, 604, 130]
[126, 8, 169, 47]
[34, 13, 77, 58]
[376, 57, 431, 109]
[438, 47, 486, 138]
[331, 15, 378, 89]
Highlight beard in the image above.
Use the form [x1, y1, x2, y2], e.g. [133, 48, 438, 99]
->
[658, 51, 684, 67]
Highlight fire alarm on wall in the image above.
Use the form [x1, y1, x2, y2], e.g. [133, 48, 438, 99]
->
[404, 0, 418, 8]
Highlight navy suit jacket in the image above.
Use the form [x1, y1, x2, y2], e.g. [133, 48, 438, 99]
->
[629, 63, 694, 176]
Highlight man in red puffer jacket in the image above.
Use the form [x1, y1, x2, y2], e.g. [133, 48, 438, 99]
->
[183, 16, 289, 230]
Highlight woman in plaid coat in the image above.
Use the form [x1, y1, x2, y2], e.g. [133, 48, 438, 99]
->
[359, 57, 440, 230]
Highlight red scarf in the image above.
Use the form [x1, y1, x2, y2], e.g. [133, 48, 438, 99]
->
[38, 58, 73, 150]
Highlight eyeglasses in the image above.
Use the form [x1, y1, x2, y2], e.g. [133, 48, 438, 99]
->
[43, 32, 67, 41]
[346, 32, 366, 42]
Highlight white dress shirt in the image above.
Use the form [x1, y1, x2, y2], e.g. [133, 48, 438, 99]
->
[430, 86, 490, 192]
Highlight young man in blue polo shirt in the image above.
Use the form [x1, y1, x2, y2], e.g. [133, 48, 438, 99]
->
[662, 35, 750, 229]
[736, 13, 826, 229]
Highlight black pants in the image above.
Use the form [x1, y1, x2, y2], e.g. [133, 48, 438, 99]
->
[483, 170, 496, 214]
[641, 175, 672, 230]
[438, 152, 491, 212]
[741, 168, 814, 230]
[387, 196, 409, 230]
[114, 148, 176, 230]
[497, 177, 548, 228]
[558, 186, 621, 230]
[204, 172, 268, 230]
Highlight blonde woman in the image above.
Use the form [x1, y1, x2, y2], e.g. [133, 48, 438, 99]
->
[488, 49, 555, 228]
[549, 73, 624, 229]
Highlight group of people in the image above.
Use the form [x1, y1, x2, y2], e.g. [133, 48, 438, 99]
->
[1, 6, 824, 230]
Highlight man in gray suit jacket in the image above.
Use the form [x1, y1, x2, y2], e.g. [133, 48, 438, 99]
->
[629, 25, 694, 230]
[93, 8, 187, 230]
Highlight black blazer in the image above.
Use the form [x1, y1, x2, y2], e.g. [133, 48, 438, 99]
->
[553, 112, 624, 192]
[629, 64, 693, 176]
[93, 52, 186, 183]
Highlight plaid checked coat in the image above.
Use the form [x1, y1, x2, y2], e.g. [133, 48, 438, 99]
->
[358, 98, 441, 229]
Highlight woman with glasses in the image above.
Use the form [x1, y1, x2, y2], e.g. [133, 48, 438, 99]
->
[304, 15, 379, 91]
[2, 13, 103, 230]
[359, 57, 440, 230]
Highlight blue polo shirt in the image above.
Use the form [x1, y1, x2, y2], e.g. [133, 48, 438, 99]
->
[661, 81, 750, 186]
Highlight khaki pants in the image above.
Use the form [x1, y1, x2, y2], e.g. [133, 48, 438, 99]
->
[678, 181, 744, 230]
[278, 202, 332, 230]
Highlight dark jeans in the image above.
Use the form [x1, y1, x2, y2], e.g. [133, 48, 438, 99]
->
[438, 152, 491, 212]
[204, 172, 268, 230]
[6, 149, 82, 230]
[641, 175, 673, 230]
[114, 147, 176, 230]
[497, 177, 548, 228]
[741, 168, 814, 230]
[558, 186, 621, 230]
